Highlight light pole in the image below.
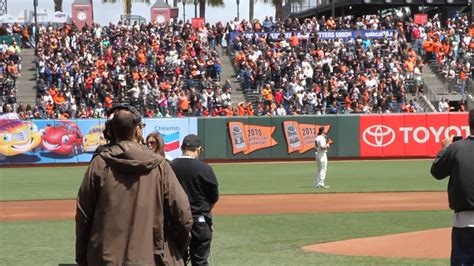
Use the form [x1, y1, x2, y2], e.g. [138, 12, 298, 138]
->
[236, 0, 240, 21]
[182, 0, 186, 22]
[33, 0, 38, 54]
[194, 0, 197, 18]
[331, 0, 335, 18]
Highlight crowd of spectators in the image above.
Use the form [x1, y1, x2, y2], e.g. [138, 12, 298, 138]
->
[0, 39, 22, 113]
[2, 11, 473, 119]
[231, 14, 428, 115]
[24, 20, 228, 119]
[416, 15, 473, 95]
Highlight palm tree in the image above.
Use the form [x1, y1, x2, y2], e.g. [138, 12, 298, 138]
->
[259, 0, 304, 19]
[198, 0, 224, 19]
[268, 0, 284, 19]
[249, 0, 255, 22]
[54, 0, 63, 12]
[102, 0, 151, 16]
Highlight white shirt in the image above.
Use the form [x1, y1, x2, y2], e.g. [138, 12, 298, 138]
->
[276, 107, 287, 116]
[315, 134, 328, 154]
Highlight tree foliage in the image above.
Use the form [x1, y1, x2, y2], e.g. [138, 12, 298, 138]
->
[102, 0, 150, 15]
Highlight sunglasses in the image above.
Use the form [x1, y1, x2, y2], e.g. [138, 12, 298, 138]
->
[147, 141, 157, 145]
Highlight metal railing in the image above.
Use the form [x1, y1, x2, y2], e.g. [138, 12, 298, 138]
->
[467, 95, 473, 110]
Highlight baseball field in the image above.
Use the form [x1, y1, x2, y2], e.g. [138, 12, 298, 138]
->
[0, 159, 452, 265]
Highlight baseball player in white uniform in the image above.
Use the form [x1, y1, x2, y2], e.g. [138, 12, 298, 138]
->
[314, 127, 330, 188]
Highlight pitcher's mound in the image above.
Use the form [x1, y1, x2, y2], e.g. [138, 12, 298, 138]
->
[302, 228, 450, 259]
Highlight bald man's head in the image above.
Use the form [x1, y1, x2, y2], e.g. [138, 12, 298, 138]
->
[110, 109, 138, 141]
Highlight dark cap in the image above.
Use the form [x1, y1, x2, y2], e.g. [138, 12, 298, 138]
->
[181, 134, 201, 149]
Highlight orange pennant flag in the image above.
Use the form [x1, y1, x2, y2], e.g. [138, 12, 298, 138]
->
[283, 121, 332, 154]
[228, 122, 278, 155]
[282, 121, 303, 153]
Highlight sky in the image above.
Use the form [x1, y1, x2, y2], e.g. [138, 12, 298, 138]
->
[7, 0, 277, 25]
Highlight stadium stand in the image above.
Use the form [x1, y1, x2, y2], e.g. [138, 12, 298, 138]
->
[229, 15, 426, 115]
[1, 11, 471, 118]
[31, 20, 228, 119]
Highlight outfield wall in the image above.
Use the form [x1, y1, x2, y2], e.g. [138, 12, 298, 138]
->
[0, 113, 468, 164]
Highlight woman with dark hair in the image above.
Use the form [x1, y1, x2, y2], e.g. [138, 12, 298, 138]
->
[146, 132, 173, 162]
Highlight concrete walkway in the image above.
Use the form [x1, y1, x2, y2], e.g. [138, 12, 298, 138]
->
[16, 48, 37, 107]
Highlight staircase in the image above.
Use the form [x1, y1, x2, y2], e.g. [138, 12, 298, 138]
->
[15, 48, 37, 107]
[421, 62, 464, 103]
[218, 47, 245, 106]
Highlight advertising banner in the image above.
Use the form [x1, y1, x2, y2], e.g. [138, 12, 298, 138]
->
[359, 113, 469, 157]
[317, 30, 396, 40]
[229, 30, 396, 42]
[143, 117, 198, 159]
[0, 117, 197, 164]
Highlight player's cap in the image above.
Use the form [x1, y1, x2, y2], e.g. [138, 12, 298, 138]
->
[182, 134, 202, 149]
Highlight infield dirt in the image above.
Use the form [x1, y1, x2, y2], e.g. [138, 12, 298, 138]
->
[0, 191, 450, 260]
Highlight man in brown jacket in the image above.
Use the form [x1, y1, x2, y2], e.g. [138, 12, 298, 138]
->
[76, 105, 193, 266]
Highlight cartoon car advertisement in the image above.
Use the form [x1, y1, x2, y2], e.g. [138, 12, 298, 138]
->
[0, 117, 198, 164]
[83, 124, 106, 152]
[40, 120, 84, 155]
[0, 114, 41, 159]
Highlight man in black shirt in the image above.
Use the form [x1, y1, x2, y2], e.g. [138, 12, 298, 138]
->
[431, 108, 474, 266]
[171, 134, 219, 266]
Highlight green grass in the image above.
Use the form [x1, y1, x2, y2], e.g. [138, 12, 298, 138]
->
[0, 160, 446, 201]
[0, 211, 451, 265]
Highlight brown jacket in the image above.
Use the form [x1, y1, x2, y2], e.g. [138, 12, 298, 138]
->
[76, 141, 193, 266]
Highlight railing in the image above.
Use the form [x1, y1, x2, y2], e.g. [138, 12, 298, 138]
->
[420, 95, 437, 112]
[467, 95, 473, 110]
[423, 81, 438, 103]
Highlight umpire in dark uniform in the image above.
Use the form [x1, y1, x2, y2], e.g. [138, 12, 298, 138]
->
[431, 108, 474, 266]
[171, 134, 219, 266]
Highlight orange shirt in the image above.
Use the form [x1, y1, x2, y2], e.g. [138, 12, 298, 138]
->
[178, 96, 189, 111]
[423, 40, 433, 52]
[105, 96, 113, 109]
[432, 41, 442, 54]
[262, 88, 273, 101]
[442, 43, 450, 54]
[48, 87, 58, 96]
[238, 105, 246, 116]
[235, 52, 245, 65]
[160, 81, 171, 91]
[53, 94, 65, 105]
[96, 59, 105, 70]
[46, 104, 54, 114]
[224, 108, 233, 116]
[290, 35, 299, 47]
[132, 71, 140, 81]
[137, 51, 146, 65]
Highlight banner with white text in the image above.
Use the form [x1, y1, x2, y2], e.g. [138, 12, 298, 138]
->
[359, 113, 469, 158]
